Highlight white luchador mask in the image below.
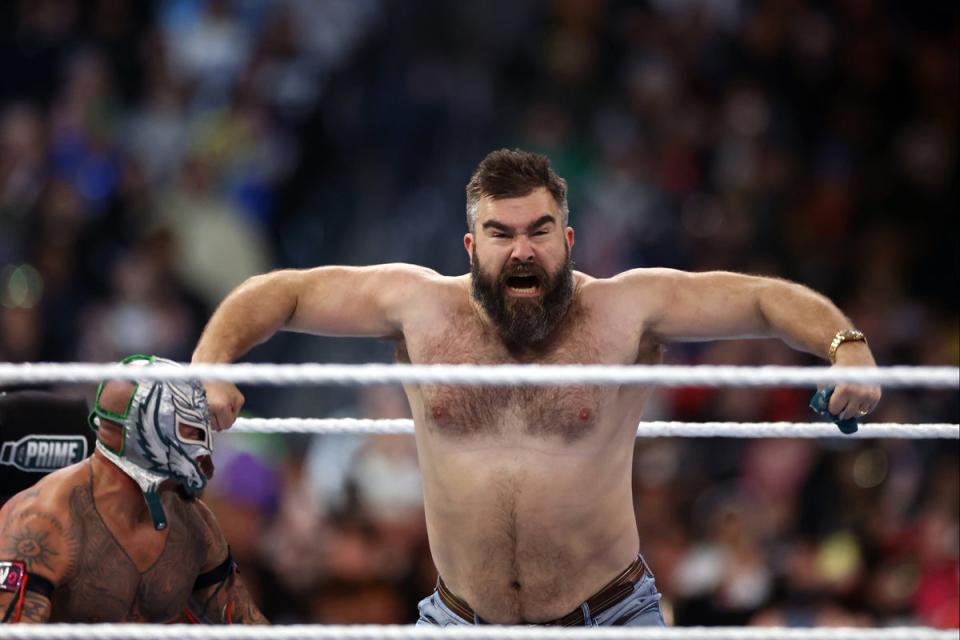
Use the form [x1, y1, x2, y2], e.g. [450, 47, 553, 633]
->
[89, 355, 213, 530]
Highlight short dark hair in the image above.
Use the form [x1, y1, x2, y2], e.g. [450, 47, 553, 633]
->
[465, 149, 569, 230]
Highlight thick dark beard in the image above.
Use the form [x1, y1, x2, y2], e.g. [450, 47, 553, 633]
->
[471, 246, 574, 349]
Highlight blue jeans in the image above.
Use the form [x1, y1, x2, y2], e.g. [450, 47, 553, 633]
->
[417, 561, 666, 627]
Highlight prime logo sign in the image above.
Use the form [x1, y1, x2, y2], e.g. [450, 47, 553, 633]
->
[0, 435, 88, 473]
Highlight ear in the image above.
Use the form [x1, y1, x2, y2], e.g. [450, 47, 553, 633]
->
[565, 227, 575, 250]
[464, 233, 474, 263]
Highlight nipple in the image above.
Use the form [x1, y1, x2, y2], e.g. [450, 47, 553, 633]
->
[578, 408, 591, 421]
[431, 405, 446, 420]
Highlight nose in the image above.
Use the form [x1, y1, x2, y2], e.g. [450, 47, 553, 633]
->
[510, 234, 535, 263]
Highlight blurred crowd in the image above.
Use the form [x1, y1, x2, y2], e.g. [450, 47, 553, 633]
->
[0, 0, 957, 628]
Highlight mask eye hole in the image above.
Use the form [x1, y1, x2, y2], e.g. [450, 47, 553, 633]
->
[177, 421, 206, 444]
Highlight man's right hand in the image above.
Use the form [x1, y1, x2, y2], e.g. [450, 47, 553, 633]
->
[204, 382, 244, 431]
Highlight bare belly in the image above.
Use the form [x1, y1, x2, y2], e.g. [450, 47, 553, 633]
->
[418, 433, 640, 623]
[397, 284, 659, 622]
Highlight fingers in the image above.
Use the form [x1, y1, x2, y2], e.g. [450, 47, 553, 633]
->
[204, 382, 245, 431]
[828, 384, 882, 420]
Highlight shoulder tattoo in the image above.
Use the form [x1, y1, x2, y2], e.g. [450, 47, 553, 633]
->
[1, 510, 78, 580]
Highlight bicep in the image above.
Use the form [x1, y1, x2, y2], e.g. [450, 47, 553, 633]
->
[0, 496, 73, 623]
[286, 264, 434, 338]
[0, 508, 75, 590]
[623, 269, 772, 342]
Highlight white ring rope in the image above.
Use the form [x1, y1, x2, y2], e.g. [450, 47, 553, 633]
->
[0, 363, 956, 388]
[0, 625, 955, 640]
[230, 418, 960, 439]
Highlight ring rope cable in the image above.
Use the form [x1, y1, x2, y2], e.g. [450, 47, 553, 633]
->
[230, 418, 960, 439]
[0, 625, 955, 640]
[0, 363, 956, 388]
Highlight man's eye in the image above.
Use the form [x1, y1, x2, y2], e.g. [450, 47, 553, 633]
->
[179, 423, 205, 441]
[491, 232, 507, 238]
[533, 230, 548, 236]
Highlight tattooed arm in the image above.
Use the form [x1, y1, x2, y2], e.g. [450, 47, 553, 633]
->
[5, 593, 52, 623]
[0, 487, 79, 622]
[188, 501, 269, 624]
[192, 569, 269, 624]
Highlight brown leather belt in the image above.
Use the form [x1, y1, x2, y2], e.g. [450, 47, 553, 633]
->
[436, 554, 647, 626]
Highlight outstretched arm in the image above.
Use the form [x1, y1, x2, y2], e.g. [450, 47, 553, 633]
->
[619, 268, 881, 417]
[192, 263, 436, 428]
[194, 263, 435, 360]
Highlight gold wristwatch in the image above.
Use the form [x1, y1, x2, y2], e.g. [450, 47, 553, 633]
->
[828, 329, 867, 364]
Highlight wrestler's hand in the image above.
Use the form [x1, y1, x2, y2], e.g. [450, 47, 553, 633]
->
[826, 342, 882, 421]
[204, 382, 245, 431]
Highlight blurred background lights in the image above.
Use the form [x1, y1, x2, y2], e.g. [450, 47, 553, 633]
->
[853, 447, 889, 489]
[0, 264, 44, 309]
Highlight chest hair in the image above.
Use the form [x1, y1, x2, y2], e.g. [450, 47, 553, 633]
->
[400, 304, 613, 441]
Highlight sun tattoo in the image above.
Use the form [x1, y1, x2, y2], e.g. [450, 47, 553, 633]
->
[3, 524, 59, 573]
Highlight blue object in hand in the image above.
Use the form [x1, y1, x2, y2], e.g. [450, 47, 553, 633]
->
[809, 386, 859, 435]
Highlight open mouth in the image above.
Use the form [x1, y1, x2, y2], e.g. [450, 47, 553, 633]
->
[199, 455, 215, 480]
[505, 274, 542, 296]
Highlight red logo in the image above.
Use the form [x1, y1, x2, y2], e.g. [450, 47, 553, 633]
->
[0, 561, 26, 593]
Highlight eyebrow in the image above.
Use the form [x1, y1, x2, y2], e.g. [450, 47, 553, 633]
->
[481, 214, 557, 233]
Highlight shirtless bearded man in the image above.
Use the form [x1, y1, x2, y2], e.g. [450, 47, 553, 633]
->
[0, 355, 267, 624]
[192, 149, 881, 626]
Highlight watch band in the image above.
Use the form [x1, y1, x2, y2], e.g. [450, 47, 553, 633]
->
[829, 329, 867, 364]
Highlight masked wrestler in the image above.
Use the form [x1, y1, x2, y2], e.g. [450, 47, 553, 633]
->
[0, 355, 268, 624]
